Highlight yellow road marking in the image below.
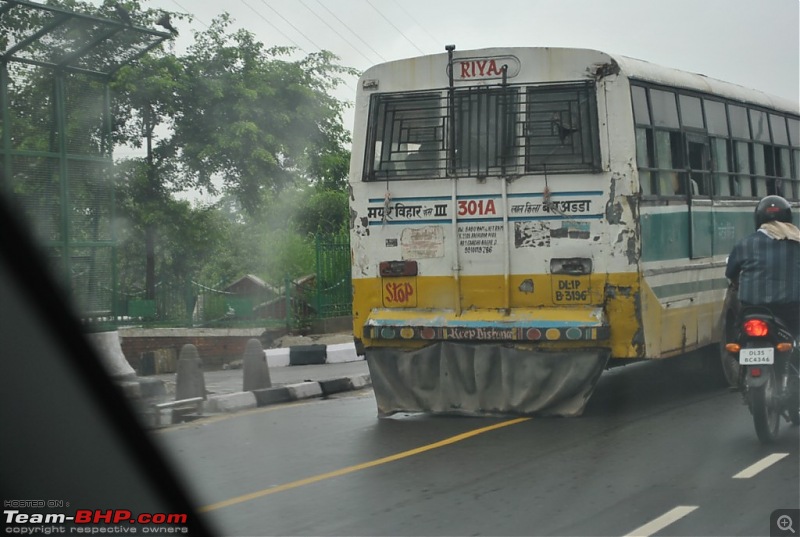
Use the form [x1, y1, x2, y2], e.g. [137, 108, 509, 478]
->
[199, 417, 530, 512]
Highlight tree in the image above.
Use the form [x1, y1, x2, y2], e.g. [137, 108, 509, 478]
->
[174, 15, 357, 217]
[111, 53, 187, 298]
[115, 159, 231, 292]
[4, 1, 356, 314]
[294, 188, 350, 236]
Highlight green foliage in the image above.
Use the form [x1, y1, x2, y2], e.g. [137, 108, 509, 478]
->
[294, 189, 350, 236]
[261, 230, 316, 281]
[3, 0, 356, 307]
[173, 15, 357, 216]
[115, 159, 232, 290]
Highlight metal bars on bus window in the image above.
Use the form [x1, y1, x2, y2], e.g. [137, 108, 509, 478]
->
[363, 81, 601, 181]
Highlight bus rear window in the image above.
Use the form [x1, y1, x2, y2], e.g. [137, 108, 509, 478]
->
[524, 83, 600, 173]
[363, 82, 600, 181]
[364, 92, 446, 181]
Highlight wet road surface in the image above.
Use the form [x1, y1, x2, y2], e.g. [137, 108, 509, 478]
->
[153, 356, 799, 536]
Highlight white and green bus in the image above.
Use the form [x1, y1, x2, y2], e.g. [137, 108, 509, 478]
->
[348, 46, 800, 417]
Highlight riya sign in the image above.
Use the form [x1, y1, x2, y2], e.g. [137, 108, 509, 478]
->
[449, 55, 521, 81]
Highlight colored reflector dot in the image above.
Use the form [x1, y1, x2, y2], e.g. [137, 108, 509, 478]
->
[566, 327, 583, 340]
[545, 328, 561, 340]
[526, 328, 542, 340]
[400, 327, 415, 339]
[381, 327, 396, 339]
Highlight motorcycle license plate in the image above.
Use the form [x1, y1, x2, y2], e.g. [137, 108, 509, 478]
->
[739, 347, 774, 365]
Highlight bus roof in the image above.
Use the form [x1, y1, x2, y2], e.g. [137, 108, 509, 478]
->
[360, 47, 798, 116]
[610, 52, 798, 115]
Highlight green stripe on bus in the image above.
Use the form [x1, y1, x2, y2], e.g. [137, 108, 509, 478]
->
[650, 277, 729, 299]
[640, 209, 754, 262]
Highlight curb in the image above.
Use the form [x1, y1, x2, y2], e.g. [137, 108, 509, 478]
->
[265, 341, 361, 368]
[147, 373, 372, 427]
[143, 341, 368, 427]
[203, 373, 372, 415]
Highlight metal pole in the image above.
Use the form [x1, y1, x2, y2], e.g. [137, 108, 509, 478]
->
[55, 71, 71, 297]
[445, 45, 462, 315]
[105, 82, 118, 324]
[1, 63, 12, 195]
[446, 45, 456, 177]
[285, 274, 292, 332]
[315, 234, 322, 318]
[500, 64, 511, 312]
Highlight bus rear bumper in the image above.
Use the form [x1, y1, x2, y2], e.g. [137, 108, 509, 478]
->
[366, 342, 610, 417]
[363, 307, 610, 343]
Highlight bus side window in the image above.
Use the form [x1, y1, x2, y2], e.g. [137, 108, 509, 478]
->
[654, 131, 683, 195]
[793, 148, 800, 201]
[732, 141, 751, 197]
[752, 143, 768, 197]
[635, 127, 655, 194]
[711, 138, 732, 197]
[686, 136, 711, 196]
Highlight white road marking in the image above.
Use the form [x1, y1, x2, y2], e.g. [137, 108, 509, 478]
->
[624, 505, 699, 537]
[733, 453, 790, 479]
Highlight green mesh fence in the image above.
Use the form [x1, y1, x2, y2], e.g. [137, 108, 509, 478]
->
[1, 1, 170, 329]
[315, 234, 352, 318]
[2, 61, 114, 325]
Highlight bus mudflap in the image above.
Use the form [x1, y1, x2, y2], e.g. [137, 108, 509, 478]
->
[366, 342, 609, 417]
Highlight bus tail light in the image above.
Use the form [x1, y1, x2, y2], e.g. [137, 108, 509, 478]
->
[550, 258, 592, 275]
[743, 319, 769, 337]
[380, 260, 418, 277]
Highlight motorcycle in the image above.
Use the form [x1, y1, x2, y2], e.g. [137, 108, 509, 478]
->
[725, 305, 800, 443]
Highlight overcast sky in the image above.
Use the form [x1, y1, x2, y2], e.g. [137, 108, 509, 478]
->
[96, 0, 799, 169]
[125, 0, 799, 103]
[97, 0, 800, 131]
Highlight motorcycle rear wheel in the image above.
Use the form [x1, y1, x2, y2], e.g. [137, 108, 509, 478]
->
[751, 371, 781, 443]
[790, 411, 800, 426]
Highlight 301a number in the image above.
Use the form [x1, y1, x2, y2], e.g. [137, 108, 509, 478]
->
[458, 199, 496, 216]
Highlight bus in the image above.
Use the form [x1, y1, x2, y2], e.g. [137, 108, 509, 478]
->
[348, 46, 800, 417]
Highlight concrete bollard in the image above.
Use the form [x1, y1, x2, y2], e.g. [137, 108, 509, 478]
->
[175, 344, 206, 401]
[85, 330, 137, 380]
[243, 338, 272, 391]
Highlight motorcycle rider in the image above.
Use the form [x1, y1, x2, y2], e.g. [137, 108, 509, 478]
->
[725, 195, 800, 337]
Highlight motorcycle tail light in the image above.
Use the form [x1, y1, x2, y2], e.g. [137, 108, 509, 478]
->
[743, 319, 769, 337]
[725, 343, 741, 353]
[776, 342, 793, 352]
[750, 367, 762, 377]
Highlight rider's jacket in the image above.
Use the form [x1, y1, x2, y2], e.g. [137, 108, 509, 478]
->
[725, 226, 800, 305]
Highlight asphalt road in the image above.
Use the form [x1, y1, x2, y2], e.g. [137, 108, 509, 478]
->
[153, 356, 799, 537]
